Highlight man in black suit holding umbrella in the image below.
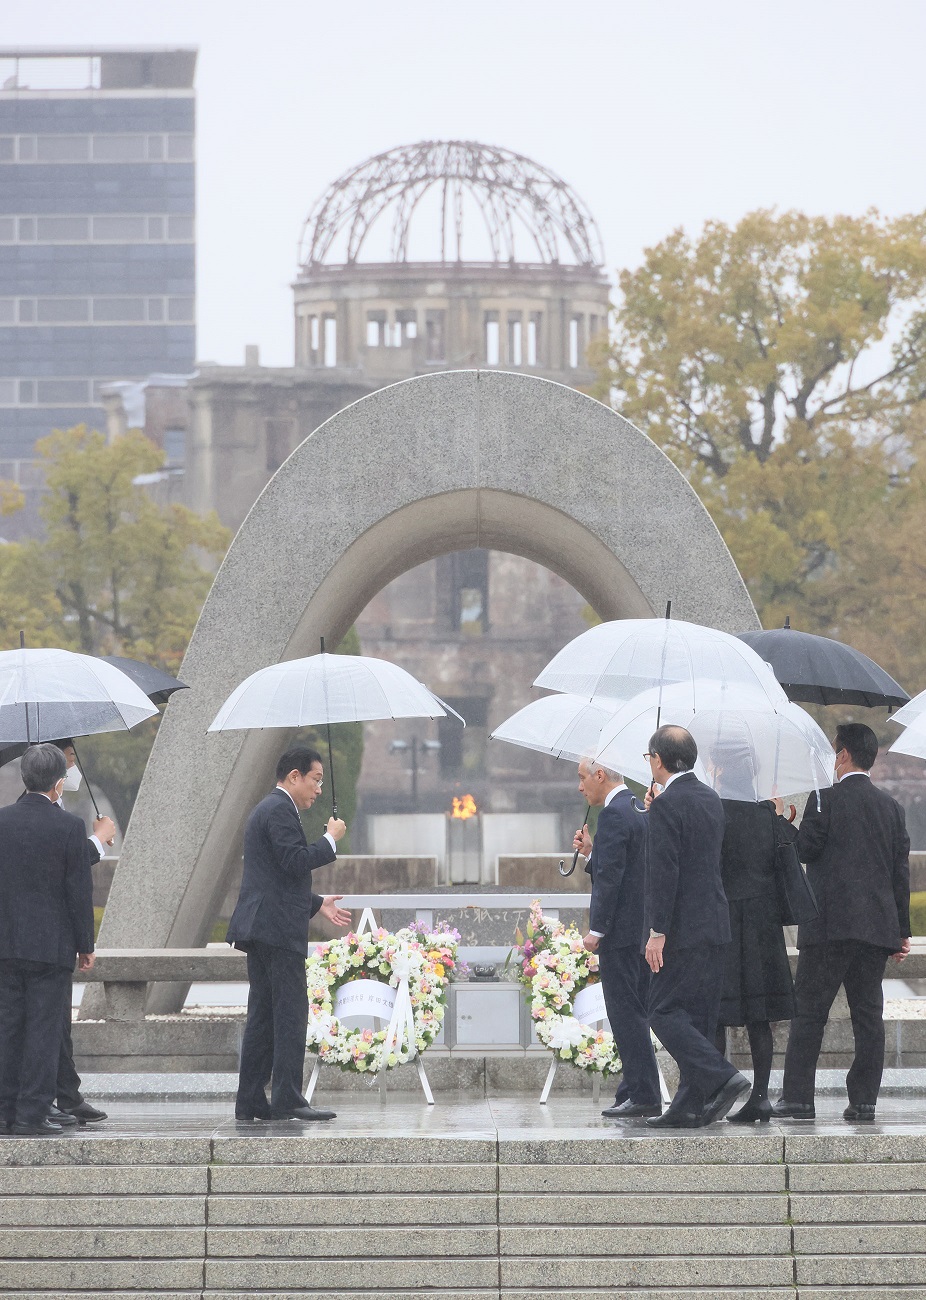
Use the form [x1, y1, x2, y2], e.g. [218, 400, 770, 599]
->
[774, 723, 910, 1122]
[0, 744, 95, 1135]
[229, 745, 350, 1123]
[643, 725, 751, 1128]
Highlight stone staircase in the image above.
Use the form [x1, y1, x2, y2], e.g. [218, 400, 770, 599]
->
[1, 1126, 925, 1297]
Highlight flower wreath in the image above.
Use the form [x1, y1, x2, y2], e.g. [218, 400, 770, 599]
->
[305, 921, 463, 1075]
[511, 900, 622, 1076]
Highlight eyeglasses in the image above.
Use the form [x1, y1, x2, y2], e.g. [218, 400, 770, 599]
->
[643, 752, 655, 761]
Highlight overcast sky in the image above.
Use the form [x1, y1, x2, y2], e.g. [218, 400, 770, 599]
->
[6, 0, 925, 366]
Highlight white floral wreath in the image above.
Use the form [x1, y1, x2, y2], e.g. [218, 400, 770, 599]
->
[305, 923, 459, 1075]
[513, 900, 622, 1076]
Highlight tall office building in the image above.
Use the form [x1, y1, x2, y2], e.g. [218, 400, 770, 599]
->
[0, 46, 196, 532]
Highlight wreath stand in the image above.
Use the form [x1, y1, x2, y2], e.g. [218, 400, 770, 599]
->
[305, 907, 435, 1106]
[538, 1008, 672, 1106]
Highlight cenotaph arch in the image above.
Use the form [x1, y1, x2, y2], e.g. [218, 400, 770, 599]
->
[90, 369, 757, 1012]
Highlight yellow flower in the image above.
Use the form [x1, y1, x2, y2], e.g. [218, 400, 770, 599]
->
[433, 963, 445, 978]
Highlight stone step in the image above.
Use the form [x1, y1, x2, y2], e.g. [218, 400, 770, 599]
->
[0, 1225, 204, 1258]
[203, 1258, 499, 1289]
[791, 1191, 926, 1221]
[0, 1194, 205, 1226]
[206, 1225, 496, 1257]
[499, 1292, 797, 1299]
[209, 1161, 497, 1193]
[795, 1223, 926, 1253]
[501, 1255, 796, 1288]
[207, 1193, 496, 1225]
[497, 1132, 785, 1165]
[498, 1191, 787, 1224]
[0, 1136, 210, 1166]
[0, 1165, 207, 1195]
[211, 1135, 497, 1166]
[796, 1254, 926, 1286]
[498, 1162, 787, 1192]
[788, 1161, 926, 1192]
[499, 1225, 791, 1256]
[0, 1260, 204, 1290]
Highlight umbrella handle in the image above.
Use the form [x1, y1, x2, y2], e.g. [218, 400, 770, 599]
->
[560, 804, 591, 876]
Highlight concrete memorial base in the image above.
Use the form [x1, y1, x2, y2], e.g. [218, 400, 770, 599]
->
[1, 1095, 926, 1297]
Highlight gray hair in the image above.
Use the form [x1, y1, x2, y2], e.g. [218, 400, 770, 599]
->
[21, 743, 67, 793]
[580, 756, 622, 783]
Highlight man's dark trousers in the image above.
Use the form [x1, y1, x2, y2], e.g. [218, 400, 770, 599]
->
[648, 944, 736, 1113]
[600, 941, 660, 1106]
[0, 959, 72, 1127]
[56, 990, 83, 1111]
[783, 940, 889, 1105]
[236, 942, 309, 1116]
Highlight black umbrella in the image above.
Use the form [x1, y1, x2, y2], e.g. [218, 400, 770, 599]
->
[100, 656, 189, 707]
[736, 619, 909, 709]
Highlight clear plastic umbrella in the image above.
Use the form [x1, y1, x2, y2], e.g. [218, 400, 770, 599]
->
[209, 650, 463, 815]
[535, 617, 788, 712]
[888, 711, 926, 761]
[0, 647, 158, 742]
[889, 687, 926, 730]
[489, 693, 619, 764]
[593, 681, 835, 802]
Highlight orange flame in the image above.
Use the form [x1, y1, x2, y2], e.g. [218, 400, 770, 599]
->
[451, 794, 478, 820]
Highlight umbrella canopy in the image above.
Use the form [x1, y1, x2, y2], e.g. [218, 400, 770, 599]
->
[0, 648, 158, 743]
[101, 655, 188, 706]
[887, 687, 926, 729]
[535, 617, 788, 711]
[208, 652, 461, 732]
[490, 693, 619, 764]
[593, 682, 835, 802]
[736, 622, 908, 709]
[888, 689, 926, 759]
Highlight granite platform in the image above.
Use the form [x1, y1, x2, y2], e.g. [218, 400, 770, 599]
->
[1, 1093, 926, 1297]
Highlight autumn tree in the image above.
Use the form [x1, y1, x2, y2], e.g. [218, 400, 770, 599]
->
[0, 425, 232, 823]
[594, 208, 926, 693]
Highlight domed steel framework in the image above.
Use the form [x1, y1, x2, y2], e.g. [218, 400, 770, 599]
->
[299, 140, 605, 270]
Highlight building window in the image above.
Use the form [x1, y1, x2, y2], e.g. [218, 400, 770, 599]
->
[167, 297, 195, 322]
[452, 549, 489, 635]
[1, 133, 195, 164]
[569, 317, 581, 369]
[366, 312, 384, 347]
[485, 312, 500, 365]
[94, 215, 147, 241]
[438, 697, 489, 776]
[508, 314, 522, 366]
[0, 300, 14, 324]
[528, 313, 541, 366]
[36, 379, 90, 404]
[92, 134, 147, 162]
[94, 298, 145, 323]
[35, 216, 89, 241]
[37, 135, 90, 162]
[425, 310, 445, 362]
[310, 316, 320, 355]
[166, 214, 194, 241]
[37, 298, 89, 323]
[397, 309, 417, 341]
[323, 315, 337, 367]
[163, 428, 185, 466]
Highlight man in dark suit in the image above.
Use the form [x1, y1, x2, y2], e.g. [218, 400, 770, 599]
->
[573, 759, 661, 1119]
[774, 723, 910, 1123]
[643, 725, 750, 1128]
[228, 745, 350, 1123]
[48, 740, 112, 1127]
[0, 744, 95, 1136]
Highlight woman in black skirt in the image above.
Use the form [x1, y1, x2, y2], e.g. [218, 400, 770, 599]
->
[714, 795, 797, 1123]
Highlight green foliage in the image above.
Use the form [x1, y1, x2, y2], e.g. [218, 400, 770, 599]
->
[0, 424, 232, 828]
[910, 892, 926, 938]
[295, 626, 365, 854]
[594, 208, 926, 699]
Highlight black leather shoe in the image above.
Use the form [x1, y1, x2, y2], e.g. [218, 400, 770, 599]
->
[64, 1101, 107, 1124]
[771, 1099, 816, 1120]
[727, 1097, 773, 1124]
[48, 1105, 78, 1127]
[844, 1103, 876, 1122]
[700, 1072, 752, 1126]
[645, 1108, 702, 1129]
[270, 1104, 336, 1122]
[11, 1118, 64, 1136]
[601, 1101, 662, 1118]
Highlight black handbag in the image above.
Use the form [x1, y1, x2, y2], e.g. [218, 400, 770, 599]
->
[771, 807, 819, 926]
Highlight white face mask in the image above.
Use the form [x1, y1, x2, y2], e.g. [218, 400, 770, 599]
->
[62, 765, 83, 792]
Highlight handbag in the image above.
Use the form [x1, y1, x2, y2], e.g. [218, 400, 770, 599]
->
[770, 807, 819, 926]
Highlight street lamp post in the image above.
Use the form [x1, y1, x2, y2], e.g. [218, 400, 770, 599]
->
[389, 737, 441, 809]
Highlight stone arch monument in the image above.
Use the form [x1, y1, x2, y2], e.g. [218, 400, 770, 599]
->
[93, 369, 757, 1008]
